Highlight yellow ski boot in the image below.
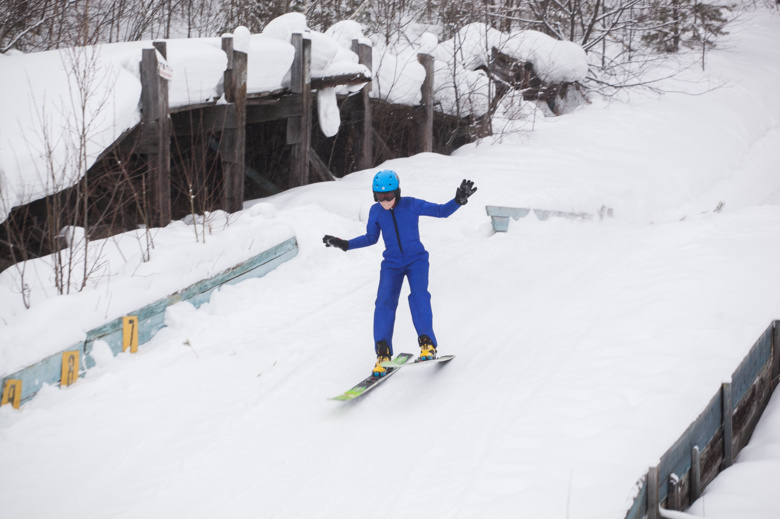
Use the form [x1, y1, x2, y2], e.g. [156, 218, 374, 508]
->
[418, 335, 437, 361]
[373, 340, 392, 377]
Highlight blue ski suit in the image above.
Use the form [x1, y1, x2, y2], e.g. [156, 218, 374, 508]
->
[348, 196, 461, 355]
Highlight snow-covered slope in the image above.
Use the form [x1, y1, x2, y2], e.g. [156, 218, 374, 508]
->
[1, 8, 780, 519]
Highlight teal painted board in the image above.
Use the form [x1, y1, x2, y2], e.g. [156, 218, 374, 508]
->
[174, 237, 297, 303]
[1, 342, 85, 405]
[491, 216, 510, 232]
[86, 317, 125, 357]
[485, 205, 531, 219]
[731, 325, 772, 407]
[223, 246, 298, 288]
[657, 390, 723, 503]
[485, 205, 592, 232]
[624, 479, 647, 519]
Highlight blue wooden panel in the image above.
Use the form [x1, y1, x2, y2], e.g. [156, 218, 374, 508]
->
[485, 205, 530, 219]
[731, 325, 772, 407]
[491, 216, 510, 232]
[624, 479, 647, 519]
[658, 391, 723, 502]
[174, 237, 298, 304]
[1, 342, 86, 405]
[85, 317, 124, 359]
[486, 205, 592, 232]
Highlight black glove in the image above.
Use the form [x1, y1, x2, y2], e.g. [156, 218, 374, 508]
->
[323, 235, 349, 251]
[455, 179, 477, 205]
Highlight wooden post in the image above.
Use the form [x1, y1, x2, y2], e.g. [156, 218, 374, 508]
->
[287, 32, 312, 188]
[220, 35, 247, 213]
[722, 381, 733, 468]
[647, 464, 659, 519]
[140, 43, 171, 227]
[418, 53, 434, 154]
[690, 445, 701, 502]
[666, 473, 680, 511]
[352, 39, 373, 171]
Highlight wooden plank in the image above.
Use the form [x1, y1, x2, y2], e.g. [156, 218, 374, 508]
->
[657, 389, 722, 504]
[309, 148, 337, 182]
[352, 39, 373, 171]
[288, 33, 312, 188]
[486, 205, 531, 219]
[666, 473, 680, 511]
[690, 445, 701, 502]
[171, 104, 232, 136]
[246, 96, 301, 123]
[220, 38, 248, 214]
[731, 325, 773, 403]
[486, 205, 593, 232]
[372, 127, 396, 161]
[140, 45, 171, 227]
[311, 72, 371, 90]
[418, 53, 434, 154]
[722, 381, 733, 468]
[0, 342, 85, 405]
[647, 465, 659, 519]
[624, 479, 647, 519]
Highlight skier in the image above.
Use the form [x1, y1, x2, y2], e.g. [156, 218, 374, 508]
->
[323, 170, 477, 377]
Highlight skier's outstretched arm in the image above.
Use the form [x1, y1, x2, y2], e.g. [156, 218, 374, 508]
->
[416, 179, 478, 218]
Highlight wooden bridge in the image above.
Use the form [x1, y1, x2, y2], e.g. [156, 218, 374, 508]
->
[105, 34, 438, 228]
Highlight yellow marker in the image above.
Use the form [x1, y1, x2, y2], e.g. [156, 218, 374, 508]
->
[61, 351, 80, 387]
[123, 316, 139, 353]
[1, 379, 22, 409]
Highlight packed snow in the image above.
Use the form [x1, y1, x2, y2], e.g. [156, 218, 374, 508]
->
[1, 7, 780, 519]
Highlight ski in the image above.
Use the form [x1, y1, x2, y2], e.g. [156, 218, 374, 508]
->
[329, 353, 413, 401]
[382, 354, 455, 367]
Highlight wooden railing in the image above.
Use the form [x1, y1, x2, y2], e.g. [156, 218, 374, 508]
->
[625, 320, 780, 518]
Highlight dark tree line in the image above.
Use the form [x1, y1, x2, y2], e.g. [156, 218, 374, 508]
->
[2, 0, 741, 63]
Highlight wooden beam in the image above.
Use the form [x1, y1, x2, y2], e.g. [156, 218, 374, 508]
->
[140, 43, 171, 227]
[246, 96, 302, 123]
[690, 445, 701, 502]
[287, 33, 312, 188]
[309, 148, 337, 182]
[352, 39, 373, 171]
[418, 53, 434, 154]
[647, 464, 659, 519]
[722, 381, 733, 468]
[220, 36, 247, 213]
[311, 72, 371, 91]
[372, 127, 396, 162]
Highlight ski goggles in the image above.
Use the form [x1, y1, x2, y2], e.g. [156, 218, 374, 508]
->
[374, 191, 396, 202]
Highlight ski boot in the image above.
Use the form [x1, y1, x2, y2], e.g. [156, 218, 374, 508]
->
[418, 335, 437, 361]
[373, 340, 392, 377]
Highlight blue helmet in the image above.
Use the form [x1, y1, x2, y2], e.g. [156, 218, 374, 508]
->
[373, 170, 399, 193]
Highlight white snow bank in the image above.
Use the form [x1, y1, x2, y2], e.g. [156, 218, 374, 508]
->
[0, 46, 142, 224]
[0, 209, 295, 375]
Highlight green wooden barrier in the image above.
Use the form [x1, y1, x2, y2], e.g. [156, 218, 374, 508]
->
[0, 236, 298, 408]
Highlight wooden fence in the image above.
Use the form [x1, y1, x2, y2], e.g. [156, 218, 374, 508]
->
[625, 320, 780, 518]
[0, 236, 298, 409]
